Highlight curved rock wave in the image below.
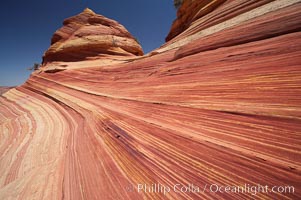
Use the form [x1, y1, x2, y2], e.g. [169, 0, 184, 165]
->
[1, 1, 301, 199]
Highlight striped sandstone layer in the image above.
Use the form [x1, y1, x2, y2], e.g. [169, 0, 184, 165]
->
[43, 8, 143, 63]
[0, 87, 14, 95]
[1, 1, 301, 199]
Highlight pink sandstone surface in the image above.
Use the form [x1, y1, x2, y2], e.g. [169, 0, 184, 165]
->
[1, 0, 301, 199]
[0, 87, 14, 95]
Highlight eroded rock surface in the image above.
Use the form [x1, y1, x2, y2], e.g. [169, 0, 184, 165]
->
[43, 8, 143, 63]
[1, 1, 301, 199]
[0, 87, 14, 95]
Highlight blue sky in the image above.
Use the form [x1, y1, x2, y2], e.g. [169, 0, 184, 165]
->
[0, 0, 176, 86]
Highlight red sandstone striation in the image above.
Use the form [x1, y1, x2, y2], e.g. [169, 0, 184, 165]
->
[1, 0, 301, 199]
[43, 8, 143, 63]
[166, 0, 227, 41]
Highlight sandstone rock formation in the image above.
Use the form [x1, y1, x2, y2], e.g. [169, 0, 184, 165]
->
[0, 87, 14, 95]
[1, 0, 301, 199]
[43, 8, 143, 63]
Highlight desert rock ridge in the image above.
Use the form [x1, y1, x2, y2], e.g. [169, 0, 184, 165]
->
[1, 0, 301, 199]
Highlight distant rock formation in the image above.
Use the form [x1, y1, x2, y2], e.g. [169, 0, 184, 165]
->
[43, 8, 143, 63]
[1, 1, 301, 199]
[166, 0, 227, 41]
